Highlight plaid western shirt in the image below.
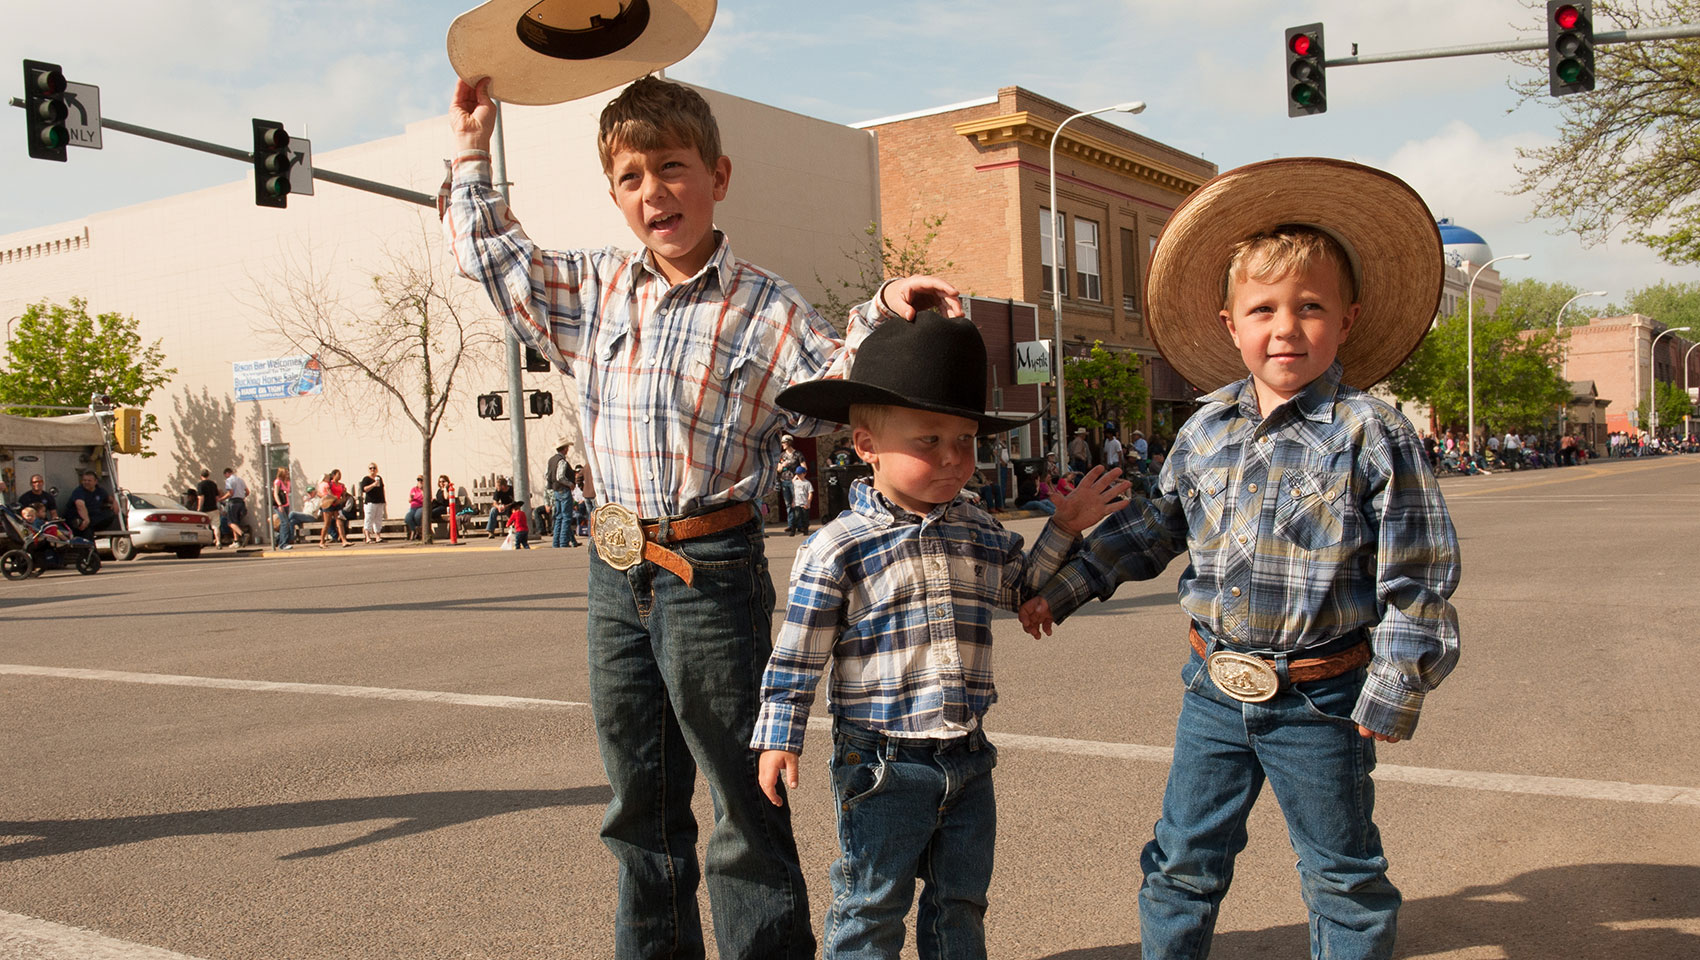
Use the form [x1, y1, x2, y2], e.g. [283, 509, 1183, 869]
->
[752, 480, 1078, 754]
[1037, 363, 1461, 739]
[442, 151, 885, 518]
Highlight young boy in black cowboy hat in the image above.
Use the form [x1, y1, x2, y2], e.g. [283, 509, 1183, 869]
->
[1021, 158, 1461, 959]
[751, 310, 1134, 959]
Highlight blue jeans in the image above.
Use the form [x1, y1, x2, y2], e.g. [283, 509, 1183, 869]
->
[587, 512, 812, 960]
[1138, 647, 1397, 960]
[274, 508, 313, 548]
[553, 491, 579, 547]
[787, 505, 808, 534]
[825, 721, 997, 960]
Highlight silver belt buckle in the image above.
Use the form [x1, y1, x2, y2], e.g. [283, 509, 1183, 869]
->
[1206, 650, 1279, 703]
[592, 502, 645, 571]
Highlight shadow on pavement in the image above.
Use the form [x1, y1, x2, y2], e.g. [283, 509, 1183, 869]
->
[1035, 862, 1700, 959]
[0, 785, 612, 862]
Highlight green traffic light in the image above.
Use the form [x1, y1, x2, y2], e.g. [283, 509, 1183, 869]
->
[1557, 59, 1583, 83]
[1292, 84, 1320, 106]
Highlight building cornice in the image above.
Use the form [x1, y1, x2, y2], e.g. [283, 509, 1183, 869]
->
[952, 112, 1206, 196]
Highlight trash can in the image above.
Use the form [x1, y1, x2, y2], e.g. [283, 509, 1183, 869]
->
[1012, 458, 1046, 505]
[823, 463, 873, 520]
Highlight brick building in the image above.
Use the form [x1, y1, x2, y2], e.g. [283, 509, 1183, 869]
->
[855, 87, 1216, 457]
[1561, 314, 1700, 436]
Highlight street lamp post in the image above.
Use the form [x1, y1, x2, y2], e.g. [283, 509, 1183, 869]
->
[1467, 253, 1531, 456]
[1553, 289, 1605, 434]
[1683, 340, 1700, 440]
[1050, 100, 1144, 464]
[1647, 324, 1692, 437]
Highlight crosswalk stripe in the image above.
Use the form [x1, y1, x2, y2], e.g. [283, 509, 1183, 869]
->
[0, 909, 214, 960]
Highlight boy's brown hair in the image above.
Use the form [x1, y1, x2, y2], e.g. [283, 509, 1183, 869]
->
[596, 76, 722, 176]
[1221, 225, 1358, 311]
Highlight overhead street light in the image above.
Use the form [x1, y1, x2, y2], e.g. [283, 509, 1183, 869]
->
[1554, 289, 1608, 334]
[1647, 324, 1691, 435]
[1683, 340, 1700, 441]
[1049, 100, 1145, 464]
[1467, 253, 1531, 456]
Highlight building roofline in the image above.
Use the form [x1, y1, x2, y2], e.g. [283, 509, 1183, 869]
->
[851, 95, 1000, 129]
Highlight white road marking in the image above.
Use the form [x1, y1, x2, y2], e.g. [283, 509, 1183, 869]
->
[3, 665, 1695, 808]
[0, 909, 214, 960]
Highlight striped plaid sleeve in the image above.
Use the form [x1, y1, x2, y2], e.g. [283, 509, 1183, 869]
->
[441, 151, 588, 371]
[1351, 417, 1462, 740]
[995, 520, 1080, 612]
[752, 535, 850, 754]
[1038, 464, 1190, 624]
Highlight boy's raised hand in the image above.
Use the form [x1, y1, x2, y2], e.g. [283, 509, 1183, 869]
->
[450, 77, 497, 153]
[757, 749, 801, 807]
[880, 275, 963, 320]
[1050, 464, 1134, 536]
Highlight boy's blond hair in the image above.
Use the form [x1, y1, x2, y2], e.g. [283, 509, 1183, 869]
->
[848, 403, 898, 435]
[597, 76, 722, 177]
[1222, 225, 1358, 310]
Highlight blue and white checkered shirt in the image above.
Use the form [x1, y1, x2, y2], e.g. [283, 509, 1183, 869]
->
[1036, 363, 1460, 739]
[752, 480, 1078, 754]
[442, 151, 885, 518]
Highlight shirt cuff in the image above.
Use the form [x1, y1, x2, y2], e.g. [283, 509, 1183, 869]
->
[872, 278, 902, 320]
[1351, 665, 1427, 740]
[750, 701, 809, 754]
[1037, 565, 1094, 626]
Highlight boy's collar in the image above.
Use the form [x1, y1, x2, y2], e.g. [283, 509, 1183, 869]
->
[625, 230, 733, 297]
[1210, 361, 1345, 424]
[849, 477, 959, 526]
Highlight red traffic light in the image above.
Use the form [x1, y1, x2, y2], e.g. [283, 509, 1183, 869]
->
[1554, 4, 1580, 28]
[1290, 33, 1313, 56]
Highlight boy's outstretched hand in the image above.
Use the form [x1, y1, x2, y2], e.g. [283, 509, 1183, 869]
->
[1019, 596, 1054, 639]
[1050, 464, 1134, 537]
[880, 275, 963, 320]
[451, 77, 497, 153]
[757, 749, 801, 807]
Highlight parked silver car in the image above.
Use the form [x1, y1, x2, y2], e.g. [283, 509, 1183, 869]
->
[110, 492, 215, 560]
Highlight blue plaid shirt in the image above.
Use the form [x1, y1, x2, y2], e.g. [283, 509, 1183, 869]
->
[752, 480, 1078, 753]
[442, 151, 886, 518]
[1037, 363, 1460, 739]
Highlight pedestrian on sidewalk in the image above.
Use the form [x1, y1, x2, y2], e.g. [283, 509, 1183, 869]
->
[359, 463, 387, 543]
[507, 499, 531, 548]
[547, 437, 579, 548]
[218, 467, 249, 547]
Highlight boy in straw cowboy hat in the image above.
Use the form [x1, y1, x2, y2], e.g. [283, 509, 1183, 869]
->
[443, 71, 958, 959]
[1021, 158, 1461, 959]
[752, 311, 1134, 959]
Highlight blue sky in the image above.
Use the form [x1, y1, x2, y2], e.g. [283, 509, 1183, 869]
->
[6, 0, 1696, 303]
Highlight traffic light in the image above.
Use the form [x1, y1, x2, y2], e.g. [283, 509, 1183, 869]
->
[24, 59, 69, 161]
[476, 393, 503, 419]
[1284, 24, 1327, 117]
[251, 119, 292, 208]
[523, 345, 551, 372]
[529, 391, 554, 417]
[1547, 1, 1596, 96]
[113, 408, 143, 454]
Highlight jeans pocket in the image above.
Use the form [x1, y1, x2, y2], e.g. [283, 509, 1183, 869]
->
[831, 741, 890, 811]
[1291, 667, 1364, 726]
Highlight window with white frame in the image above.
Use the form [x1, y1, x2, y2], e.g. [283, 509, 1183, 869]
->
[1076, 217, 1101, 302]
[1040, 207, 1067, 297]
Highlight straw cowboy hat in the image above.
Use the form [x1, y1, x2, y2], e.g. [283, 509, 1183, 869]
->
[776, 311, 1039, 435]
[1144, 157, 1443, 392]
[447, 0, 717, 106]
[555, 436, 573, 450]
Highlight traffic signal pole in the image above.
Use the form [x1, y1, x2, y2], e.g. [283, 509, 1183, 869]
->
[1320, 22, 1700, 69]
[489, 99, 533, 511]
[6, 100, 436, 207]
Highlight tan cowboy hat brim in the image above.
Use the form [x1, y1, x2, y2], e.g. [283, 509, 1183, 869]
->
[447, 0, 717, 106]
[1145, 157, 1443, 392]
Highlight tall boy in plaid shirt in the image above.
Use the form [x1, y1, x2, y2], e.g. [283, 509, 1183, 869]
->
[443, 76, 957, 960]
[1022, 159, 1461, 959]
[752, 312, 1133, 959]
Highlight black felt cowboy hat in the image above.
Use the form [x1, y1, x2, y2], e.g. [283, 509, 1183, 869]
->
[776, 311, 1039, 435]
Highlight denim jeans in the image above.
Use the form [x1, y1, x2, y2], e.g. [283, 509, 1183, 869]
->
[274, 508, 313, 548]
[825, 721, 997, 960]
[553, 491, 579, 547]
[1138, 648, 1398, 960]
[786, 505, 808, 535]
[587, 513, 813, 960]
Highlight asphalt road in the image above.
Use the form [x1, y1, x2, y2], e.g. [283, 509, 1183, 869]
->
[2, 456, 1697, 959]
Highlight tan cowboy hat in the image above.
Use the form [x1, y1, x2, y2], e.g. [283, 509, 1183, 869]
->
[447, 0, 717, 106]
[1145, 157, 1442, 392]
[555, 436, 573, 450]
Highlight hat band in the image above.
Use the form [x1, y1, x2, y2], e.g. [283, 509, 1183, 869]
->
[517, 0, 651, 60]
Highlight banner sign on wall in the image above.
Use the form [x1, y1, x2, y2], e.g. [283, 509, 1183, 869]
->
[234, 354, 323, 402]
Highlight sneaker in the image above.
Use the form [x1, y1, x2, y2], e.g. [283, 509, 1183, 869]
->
[280, 544, 293, 551]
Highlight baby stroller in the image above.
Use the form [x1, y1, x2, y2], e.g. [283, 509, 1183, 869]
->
[0, 503, 102, 580]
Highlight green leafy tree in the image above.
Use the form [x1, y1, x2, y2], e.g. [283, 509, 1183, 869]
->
[1497, 278, 1595, 329]
[1636, 380, 1695, 435]
[815, 214, 955, 332]
[1386, 304, 1570, 434]
[0, 297, 176, 455]
[1064, 341, 1149, 435]
[1511, 1, 1700, 263]
[1620, 280, 1700, 329]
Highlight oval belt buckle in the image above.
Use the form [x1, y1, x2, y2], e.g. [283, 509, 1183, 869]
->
[1205, 650, 1279, 703]
[592, 502, 645, 571]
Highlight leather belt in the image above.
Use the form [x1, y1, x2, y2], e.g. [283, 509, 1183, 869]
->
[1189, 625, 1370, 703]
[591, 500, 754, 587]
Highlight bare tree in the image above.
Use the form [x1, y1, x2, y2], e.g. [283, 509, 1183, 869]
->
[251, 221, 502, 543]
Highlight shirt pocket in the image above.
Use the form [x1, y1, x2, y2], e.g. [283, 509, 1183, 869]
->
[1272, 468, 1349, 550]
[1179, 467, 1231, 540]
